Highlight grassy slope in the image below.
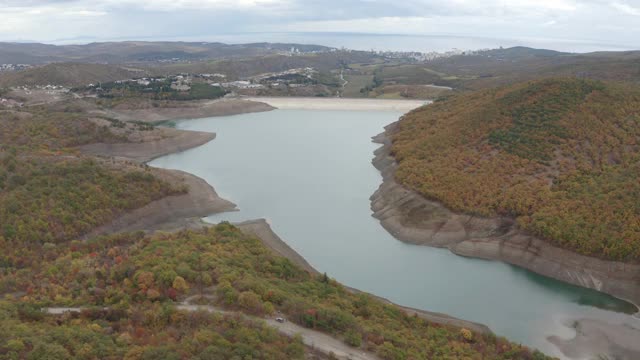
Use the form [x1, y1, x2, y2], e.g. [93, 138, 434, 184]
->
[392, 78, 640, 261]
[342, 74, 374, 97]
[0, 63, 147, 87]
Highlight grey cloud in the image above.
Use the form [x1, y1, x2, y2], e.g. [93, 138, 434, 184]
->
[0, 0, 638, 50]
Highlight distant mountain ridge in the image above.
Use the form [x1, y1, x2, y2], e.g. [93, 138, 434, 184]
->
[0, 41, 334, 64]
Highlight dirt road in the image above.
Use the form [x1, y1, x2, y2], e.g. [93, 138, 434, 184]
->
[44, 302, 380, 360]
[175, 303, 380, 360]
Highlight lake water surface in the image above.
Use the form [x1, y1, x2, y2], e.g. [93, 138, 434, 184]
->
[150, 109, 637, 358]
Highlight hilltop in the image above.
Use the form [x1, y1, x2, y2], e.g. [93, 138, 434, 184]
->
[389, 78, 640, 261]
[352, 47, 640, 97]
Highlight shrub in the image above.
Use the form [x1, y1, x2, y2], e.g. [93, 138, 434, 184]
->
[460, 328, 474, 342]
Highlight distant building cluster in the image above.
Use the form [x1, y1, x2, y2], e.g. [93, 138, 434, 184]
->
[199, 73, 226, 79]
[12, 84, 68, 92]
[273, 46, 335, 57]
[0, 64, 32, 72]
[213, 67, 318, 90]
[215, 80, 264, 89]
[101, 73, 231, 92]
[367, 48, 490, 62]
[170, 75, 191, 91]
[253, 67, 316, 83]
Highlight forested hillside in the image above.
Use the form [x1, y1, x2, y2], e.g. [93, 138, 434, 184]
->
[391, 78, 640, 261]
[0, 297, 307, 359]
[0, 224, 550, 360]
[0, 104, 183, 261]
[0, 157, 182, 245]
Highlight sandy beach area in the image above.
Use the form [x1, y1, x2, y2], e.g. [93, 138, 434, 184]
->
[245, 96, 428, 112]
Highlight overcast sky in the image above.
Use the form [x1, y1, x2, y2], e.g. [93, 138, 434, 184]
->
[1, 0, 639, 51]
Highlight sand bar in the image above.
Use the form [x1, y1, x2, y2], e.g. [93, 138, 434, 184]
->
[245, 96, 428, 112]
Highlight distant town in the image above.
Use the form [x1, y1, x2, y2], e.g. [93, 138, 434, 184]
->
[0, 64, 32, 72]
[81, 67, 323, 98]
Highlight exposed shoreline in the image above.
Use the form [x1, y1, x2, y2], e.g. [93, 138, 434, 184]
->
[235, 219, 492, 335]
[369, 121, 640, 308]
[78, 97, 496, 338]
[100, 98, 275, 123]
[82, 166, 237, 238]
[370, 121, 640, 359]
[78, 96, 427, 237]
[76, 97, 275, 231]
[79, 128, 217, 163]
[79, 96, 640, 357]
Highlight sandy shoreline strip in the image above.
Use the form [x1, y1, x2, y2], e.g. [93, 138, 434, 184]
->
[245, 96, 428, 112]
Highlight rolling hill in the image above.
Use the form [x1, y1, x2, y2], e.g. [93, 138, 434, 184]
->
[0, 41, 333, 64]
[424, 47, 640, 89]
